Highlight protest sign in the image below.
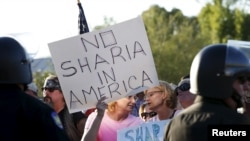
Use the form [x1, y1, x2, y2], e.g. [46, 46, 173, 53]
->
[48, 16, 159, 113]
[117, 120, 170, 141]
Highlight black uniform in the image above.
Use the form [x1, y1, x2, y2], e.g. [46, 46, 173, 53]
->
[164, 96, 250, 141]
[163, 43, 250, 141]
[0, 85, 70, 141]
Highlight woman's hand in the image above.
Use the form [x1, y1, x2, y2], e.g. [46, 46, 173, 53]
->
[96, 96, 108, 117]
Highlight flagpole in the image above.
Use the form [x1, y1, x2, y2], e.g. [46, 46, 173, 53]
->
[77, 0, 89, 34]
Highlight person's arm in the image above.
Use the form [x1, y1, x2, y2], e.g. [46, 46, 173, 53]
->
[81, 96, 108, 141]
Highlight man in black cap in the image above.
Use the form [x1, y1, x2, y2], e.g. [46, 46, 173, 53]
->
[43, 74, 87, 141]
[0, 36, 69, 141]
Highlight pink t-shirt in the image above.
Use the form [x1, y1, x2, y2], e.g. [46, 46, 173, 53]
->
[83, 110, 143, 141]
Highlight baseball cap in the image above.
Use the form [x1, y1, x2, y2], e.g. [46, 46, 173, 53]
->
[43, 75, 61, 89]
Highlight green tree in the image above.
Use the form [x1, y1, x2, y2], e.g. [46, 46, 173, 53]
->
[198, 0, 250, 43]
[94, 17, 116, 30]
[142, 5, 206, 84]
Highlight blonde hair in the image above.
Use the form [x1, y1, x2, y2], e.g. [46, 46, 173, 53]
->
[107, 101, 117, 112]
[139, 103, 148, 119]
[145, 80, 177, 109]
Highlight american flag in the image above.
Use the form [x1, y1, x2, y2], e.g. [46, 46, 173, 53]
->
[77, 0, 89, 34]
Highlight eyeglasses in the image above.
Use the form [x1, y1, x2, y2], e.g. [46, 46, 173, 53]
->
[237, 76, 250, 84]
[145, 91, 163, 98]
[141, 112, 157, 118]
[42, 87, 59, 93]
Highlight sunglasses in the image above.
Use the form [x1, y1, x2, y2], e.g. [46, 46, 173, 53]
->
[178, 83, 190, 91]
[42, 87, 59, 93]
[175, 83, 190, 95]
[237, 76, 250, 84]
[141, 112, 157, 118]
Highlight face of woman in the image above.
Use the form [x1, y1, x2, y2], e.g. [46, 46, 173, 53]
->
[145, 87, 165, 111]
[116, 96, 136, 112]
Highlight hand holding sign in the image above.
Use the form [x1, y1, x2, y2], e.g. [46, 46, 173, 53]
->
[96, 96, 108, 116]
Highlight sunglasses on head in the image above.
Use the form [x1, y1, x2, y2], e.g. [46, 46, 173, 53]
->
[178, 83, 190, 91]
[237, 76, 250, 84]
[141, 112, 157, 118]
[175, 83, 190, 96]
[41, 87, 59, 93]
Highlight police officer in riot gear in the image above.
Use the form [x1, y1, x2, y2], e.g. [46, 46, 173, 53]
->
[0, 36, 69, 141]
[164, 43, 250, 141]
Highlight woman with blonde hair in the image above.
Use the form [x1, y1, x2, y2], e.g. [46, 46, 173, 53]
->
[144, 80, 181, 121]
[81, 96, 143, 141]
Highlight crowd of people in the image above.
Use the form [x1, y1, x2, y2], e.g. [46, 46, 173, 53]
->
[1, 35, 250, 141]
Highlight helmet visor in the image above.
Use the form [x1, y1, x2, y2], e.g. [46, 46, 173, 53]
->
[225, 40, 250, 76]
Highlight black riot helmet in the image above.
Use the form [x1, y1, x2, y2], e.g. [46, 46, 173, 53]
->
[190, 43, 250, 99]
[0, 36, 32, 84]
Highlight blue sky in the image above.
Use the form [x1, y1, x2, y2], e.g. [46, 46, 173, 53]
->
[0, 0, 204, 59]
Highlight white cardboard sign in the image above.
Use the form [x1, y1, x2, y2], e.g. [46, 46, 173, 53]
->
[48, 16, 159, 113]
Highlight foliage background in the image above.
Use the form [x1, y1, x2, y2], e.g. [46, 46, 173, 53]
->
[33, 0, 250, 98]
